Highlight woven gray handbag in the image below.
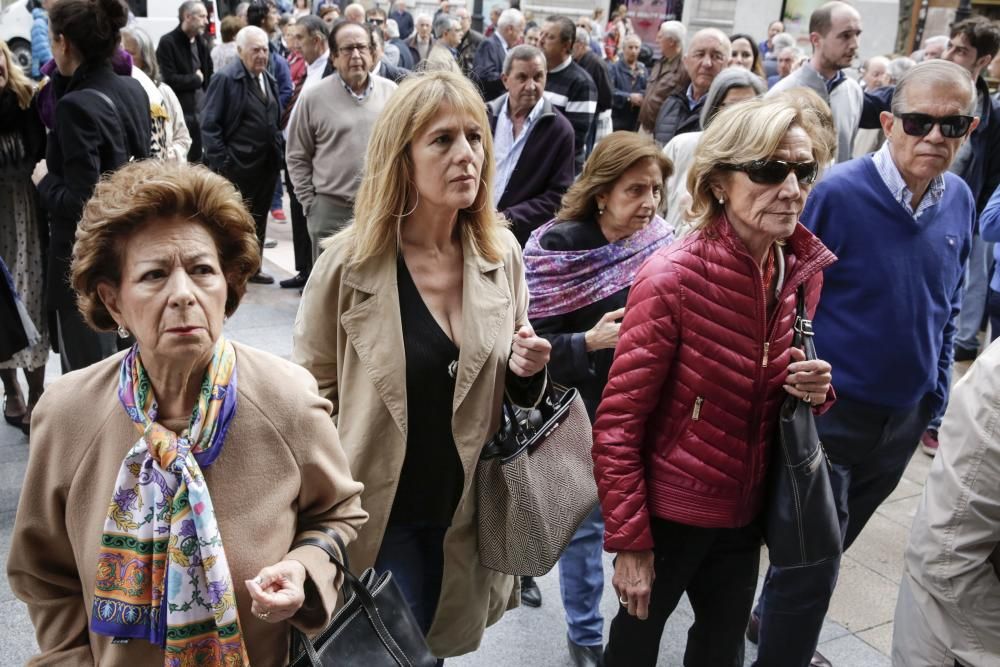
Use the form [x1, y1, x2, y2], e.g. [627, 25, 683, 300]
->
[476, 382, 598, 577]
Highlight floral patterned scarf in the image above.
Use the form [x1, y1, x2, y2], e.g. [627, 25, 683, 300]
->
[524, 216, 674, 319]
[91, 337, 249, 666]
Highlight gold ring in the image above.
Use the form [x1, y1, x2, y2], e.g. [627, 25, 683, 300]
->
[804, 393, 812, 404]
[256, 608, 270, 620]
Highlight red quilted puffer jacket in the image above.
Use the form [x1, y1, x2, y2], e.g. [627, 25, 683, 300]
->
[592, 218, 837, 552]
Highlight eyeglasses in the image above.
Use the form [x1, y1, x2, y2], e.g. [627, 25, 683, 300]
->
[369, 17, 384, 24]
[719, 159, 819, 185]
[337, 43, 371, 56]
[895, 113, 974, 138]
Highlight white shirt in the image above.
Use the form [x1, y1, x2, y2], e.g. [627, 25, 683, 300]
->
[493, 95, 545, 206]
[284, 50, 330, 140]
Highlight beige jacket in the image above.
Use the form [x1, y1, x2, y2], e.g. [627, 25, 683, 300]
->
[291, 228, 543, 657]
[892, 341, 1000, 667]
[8, 343, 367, 666]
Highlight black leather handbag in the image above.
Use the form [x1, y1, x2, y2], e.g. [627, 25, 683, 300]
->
[288, 529, 437, 667]
[763, 285, 843, 568]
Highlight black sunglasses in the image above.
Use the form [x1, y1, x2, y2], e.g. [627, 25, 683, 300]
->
[896, 113, 974, 138]
[719, 159, 819, 185]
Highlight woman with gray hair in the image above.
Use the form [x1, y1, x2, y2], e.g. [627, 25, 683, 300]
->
[120, 26, 192, 162]
[661, 67, 766, 236]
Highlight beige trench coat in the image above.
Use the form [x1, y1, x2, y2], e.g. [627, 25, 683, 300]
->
[892, 340, 1000, 667]
[292, 227, 544, 657]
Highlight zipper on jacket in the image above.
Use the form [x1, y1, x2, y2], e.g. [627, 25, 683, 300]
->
[692, 396, 703, 420]
[761, 342, 770, 368]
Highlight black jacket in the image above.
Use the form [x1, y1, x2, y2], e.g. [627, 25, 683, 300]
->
[488, 96, 576, 246]
[156, 25, 212, 117]
[575, 50, 613, 114]
[532, 220, 629, 419]
[653, 91, 701, 146]
[377, 60, 409, 84]
[200, 60, 283, 175]
[473, 33, 507, 101]
[38, 62, 150, 308]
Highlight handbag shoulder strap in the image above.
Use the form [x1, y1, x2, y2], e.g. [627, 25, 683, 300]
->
[793, 283, 816, 361]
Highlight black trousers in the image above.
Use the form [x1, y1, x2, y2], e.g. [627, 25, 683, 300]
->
[283, 168, 312, 276]
[230, 162, 279, 251]
[186, 116, 202, 163]
[603, 517, 762, 667]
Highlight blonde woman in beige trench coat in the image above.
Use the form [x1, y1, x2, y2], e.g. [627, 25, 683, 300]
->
[291, 70, 551, 660]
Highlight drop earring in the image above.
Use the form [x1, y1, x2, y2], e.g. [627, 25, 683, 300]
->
[117, 324, 129, 339]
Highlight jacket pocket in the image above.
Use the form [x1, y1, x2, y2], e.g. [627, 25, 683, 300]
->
[658, 396, 703, 459]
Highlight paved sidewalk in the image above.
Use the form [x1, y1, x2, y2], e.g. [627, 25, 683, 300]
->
[0, 218, 946, 665]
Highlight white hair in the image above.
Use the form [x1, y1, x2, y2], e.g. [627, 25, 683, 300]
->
[236, 25, 268, 49]
[386, 18, 400, 39]
[888, 56, 916, 83]
[771, 31, 796, 52]
[687, 27, 731, 57]
[414, 11, 432, 25]
[658, 20, 685, 47]
[575, 27, 590, 45]
[923, 35, 949, 49]
[497, 8, 524, 30]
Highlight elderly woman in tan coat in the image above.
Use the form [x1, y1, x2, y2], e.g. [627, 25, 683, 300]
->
[292, 70, 551, 660]
[8, 161, 366, 666]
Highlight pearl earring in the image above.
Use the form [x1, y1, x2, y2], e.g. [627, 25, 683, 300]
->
[117, 324, 130, 339]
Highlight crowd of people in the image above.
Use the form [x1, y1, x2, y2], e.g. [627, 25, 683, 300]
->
[2, 0, 1000, 665]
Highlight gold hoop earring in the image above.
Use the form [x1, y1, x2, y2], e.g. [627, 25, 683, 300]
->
[463, 177, 489, 214]
[397, 190, 419, 218]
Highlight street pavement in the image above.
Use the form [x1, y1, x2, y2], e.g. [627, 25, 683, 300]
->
[0, 217, 948, 665]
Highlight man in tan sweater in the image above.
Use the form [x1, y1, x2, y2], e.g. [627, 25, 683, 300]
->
[287, 20, 397, 259]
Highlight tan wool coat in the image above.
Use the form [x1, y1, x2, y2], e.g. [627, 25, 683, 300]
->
[7, 343, 368, 666]
[291, 227, 544, 657]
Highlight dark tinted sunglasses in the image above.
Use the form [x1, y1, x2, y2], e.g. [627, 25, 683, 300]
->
[719, 159, 819, 185]
[896, 113, 974, 138]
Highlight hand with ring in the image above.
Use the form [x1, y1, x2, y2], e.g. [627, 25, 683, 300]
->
[245, 559, 308, 624]
[784, 347, 832, 406]
[612, 550, 655, 620]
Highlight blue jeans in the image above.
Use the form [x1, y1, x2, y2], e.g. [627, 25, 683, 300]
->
[753, 396, 930, 667]
[373, 521, 448, 665]
[271, 173, 284, 211]
[558, 504, 605, 647]
[933, 234, 996, 430]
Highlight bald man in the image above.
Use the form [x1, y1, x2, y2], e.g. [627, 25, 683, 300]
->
[652, 28, 730, 146]
[768, 1, 864, 162]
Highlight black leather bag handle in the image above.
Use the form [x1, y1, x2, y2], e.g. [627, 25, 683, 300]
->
[290, 529, 413, 667]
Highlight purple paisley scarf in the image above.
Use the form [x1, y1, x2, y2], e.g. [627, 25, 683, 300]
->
[524, 216, 673, 319]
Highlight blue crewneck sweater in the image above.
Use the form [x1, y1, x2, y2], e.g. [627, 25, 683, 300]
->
[801, 156, 973, 413]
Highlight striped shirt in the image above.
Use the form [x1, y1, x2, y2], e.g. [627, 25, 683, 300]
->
[871, 141, 946, 220]
[544, 56, 597, 172]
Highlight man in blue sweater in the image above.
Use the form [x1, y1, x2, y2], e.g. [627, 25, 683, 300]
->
[751, 60, 978, 667]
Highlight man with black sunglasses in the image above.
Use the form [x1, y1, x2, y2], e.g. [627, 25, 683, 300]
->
[860, 19, 1000, 459]
[767, 1, 863, 163]
[751, 60, 978, 667]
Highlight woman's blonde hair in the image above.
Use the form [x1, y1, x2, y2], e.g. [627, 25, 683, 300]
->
[72, 160, 260, 331]
[331, 70, 508, 265]
[685, 93, 833, 232]
[557, 131, 673, 223]
[0, 41, 36, 110]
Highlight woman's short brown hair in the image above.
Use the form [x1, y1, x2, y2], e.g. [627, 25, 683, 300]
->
[72, 160, 261, 331]
[557, 131, 673, 223]
[686, 93, 833, 232]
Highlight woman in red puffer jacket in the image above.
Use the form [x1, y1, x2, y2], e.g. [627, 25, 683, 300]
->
[594, 94, 837, 667]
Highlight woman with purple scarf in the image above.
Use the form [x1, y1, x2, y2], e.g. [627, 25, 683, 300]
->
[522, 131, 673, 667]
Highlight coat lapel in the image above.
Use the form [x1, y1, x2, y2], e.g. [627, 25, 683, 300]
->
[453, 234, 509, 411]
[340, 252, 408, 438]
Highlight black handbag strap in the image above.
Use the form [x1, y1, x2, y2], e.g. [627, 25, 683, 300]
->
[792, 283, 816, 361]
[290, 530, 414, 667]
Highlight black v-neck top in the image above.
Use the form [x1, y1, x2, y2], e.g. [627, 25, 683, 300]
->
[388, 256, 465, 525]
